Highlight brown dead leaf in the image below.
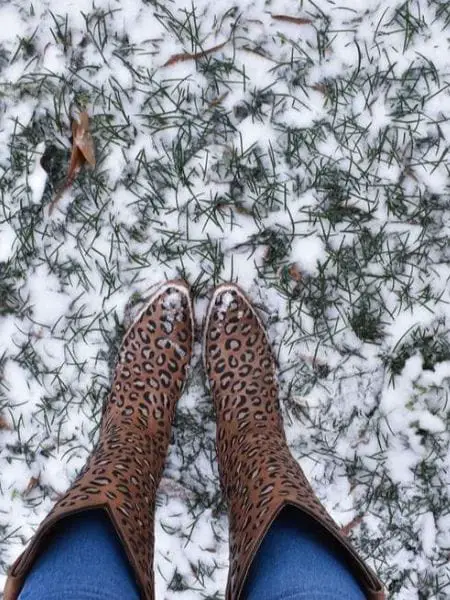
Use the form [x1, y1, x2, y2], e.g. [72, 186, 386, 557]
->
[24, 476, 40, 495]
[216, 201, 253, 216]
[311, 83, 328, 94]
[287, 263, 302, 282]
[402, 166, 418, 183]
[30, 327, 45, 340]
[341, 515, 364, 536]
[208, 91, 230, 108]
[74, 112, 96, 167]
[48, 111, 96, 215]
[262, 245, 271, 263]
[0, 414, 12, 430]
[271, 14, 313, 25]
[164, 41, 228, 67]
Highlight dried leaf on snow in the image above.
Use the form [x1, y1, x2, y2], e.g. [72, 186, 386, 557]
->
[48, 111, 96, 215]
[0, 414, 12, 430]
[341, 515, 364, 536]
[271, 14, 313, 25]
[24, 476, 40, 495]
[164, 41, 228, 67]
[287, 263, 303, 282]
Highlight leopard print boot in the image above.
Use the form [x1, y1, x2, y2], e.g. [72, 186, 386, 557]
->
[203, 283, 385, 600]
[4, 280, 194, 600]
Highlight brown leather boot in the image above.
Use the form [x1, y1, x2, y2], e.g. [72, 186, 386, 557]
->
[203, 283, 385, 600]
[4, 280, 194, 600]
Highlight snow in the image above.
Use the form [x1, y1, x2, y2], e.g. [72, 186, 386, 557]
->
[290, 235, 325, 277]
[28, 142, 48, 204]
[24, 267, 73, 326]
[0, 6, 25, 44]
[161, 290, 184, 323]
[0, 222, 16, 262]
[420, 512, 437, 558]
[417, 411, 446, 434]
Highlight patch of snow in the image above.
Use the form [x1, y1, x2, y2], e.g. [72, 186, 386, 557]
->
[420, 512, 436, 558]
[0, 222, 16, 261]
[28, 142, 48, 205]
[290, 235, 325, 276]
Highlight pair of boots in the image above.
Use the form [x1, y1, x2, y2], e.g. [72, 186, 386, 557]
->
[5, 281, 384, 600]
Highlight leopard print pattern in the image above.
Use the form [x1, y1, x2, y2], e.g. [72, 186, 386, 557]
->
[203, 284, 385, 600]
[5, 281, 194, 600]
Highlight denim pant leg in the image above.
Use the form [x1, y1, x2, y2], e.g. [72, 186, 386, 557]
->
[19, 510, 140, 600]
[243, 507, 366, 600]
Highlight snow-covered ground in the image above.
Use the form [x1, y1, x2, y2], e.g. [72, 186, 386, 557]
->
[1, 0, 450, 597]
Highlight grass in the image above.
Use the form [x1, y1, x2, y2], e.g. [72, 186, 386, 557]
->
[0, 0, 449, 597]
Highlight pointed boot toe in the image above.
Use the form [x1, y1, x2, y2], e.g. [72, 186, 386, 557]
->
[5, 280, 194, 600]
[203, 283, 384, 600]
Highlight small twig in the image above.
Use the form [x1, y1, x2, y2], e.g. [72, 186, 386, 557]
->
[271, 14, 313, 25]
[0, 415, 12, 430]
[48, 112, 95, 215]
[208, 91, 229, 108]
[341, 515, 364, 536]
[287, 263, 302, 282]
[163, 41, 228, 67]
[24, 476, 40, 495]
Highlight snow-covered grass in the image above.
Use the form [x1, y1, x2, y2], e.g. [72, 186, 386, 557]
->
[1, 0, 450, 598]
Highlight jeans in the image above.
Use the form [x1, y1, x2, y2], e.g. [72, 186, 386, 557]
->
[18, 508, 365, 600]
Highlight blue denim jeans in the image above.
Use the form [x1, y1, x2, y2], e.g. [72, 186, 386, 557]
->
[18, 508, 365, 600]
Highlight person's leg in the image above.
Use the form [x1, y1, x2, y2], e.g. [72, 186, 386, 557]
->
[243, 507, 366, 600]
[203, 284, 384, 600]
[5, 280, 194, 600]
[19, 510, 140, 600]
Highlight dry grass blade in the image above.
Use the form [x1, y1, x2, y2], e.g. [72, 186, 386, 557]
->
[75, 112, 96, 167]
[24, 476, 40, 495]
[287, 263, 302, 282]
[341, 515, 364, 536]
[208, 91, 229, 108]
[311, 82, 328, 94]
[271, 14, 313, 25]
[164, 41, 228, 67]
[48, 111, 96, 215]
